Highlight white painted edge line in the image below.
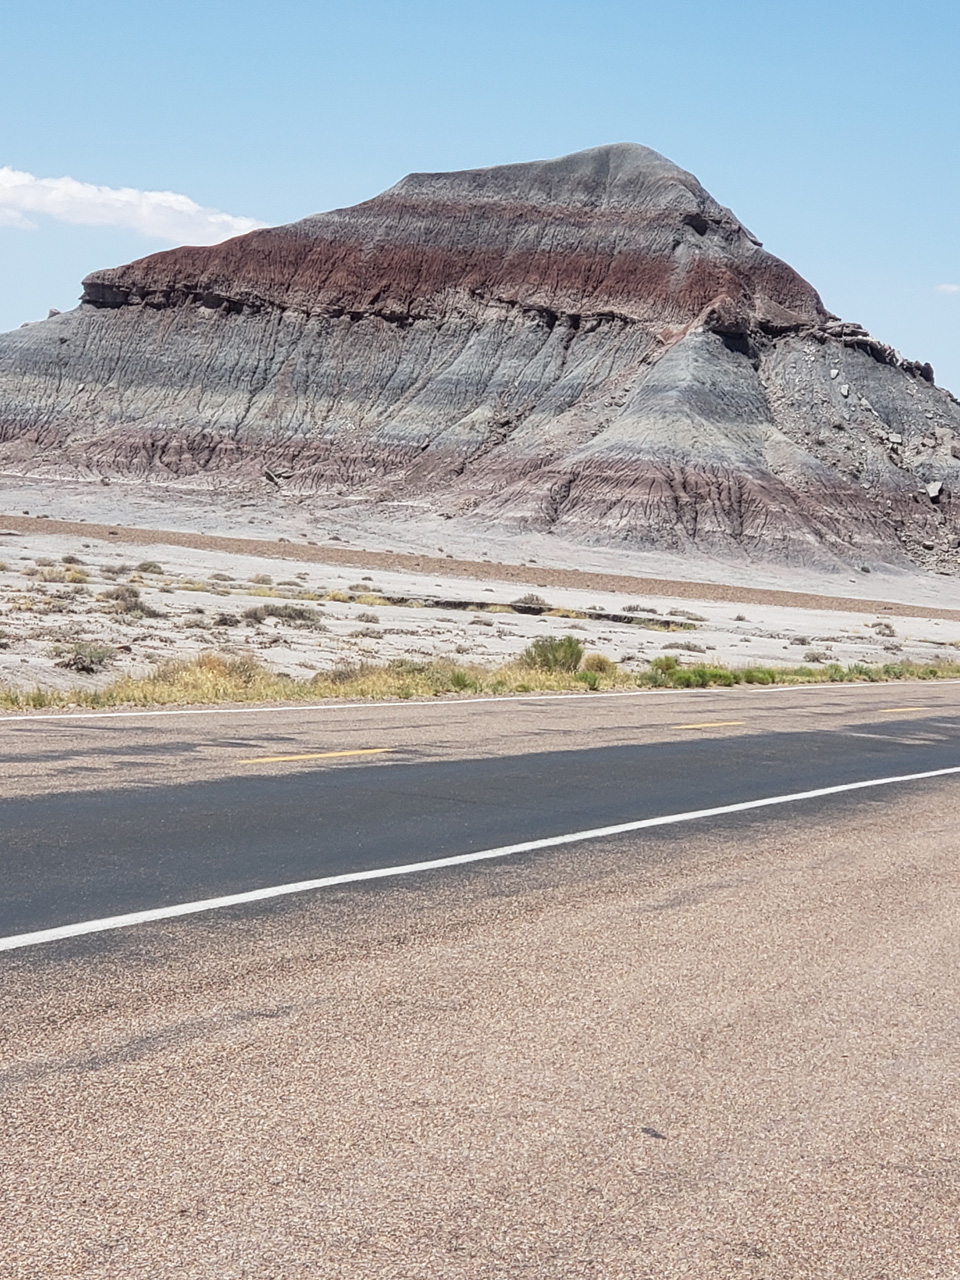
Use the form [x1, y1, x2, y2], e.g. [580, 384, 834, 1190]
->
[3, 763, 959, 954]
[2, 679, 959, 725]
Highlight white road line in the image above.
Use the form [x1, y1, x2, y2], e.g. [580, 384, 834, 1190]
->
[2, 763, 959, 954]
[843, 732, 942, 745]
[1, 680, 958, 725]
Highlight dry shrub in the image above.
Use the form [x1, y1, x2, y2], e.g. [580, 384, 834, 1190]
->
[582, 652, 617, 675]
[102, 584, 164, 618]
[243, 602, 322, 627]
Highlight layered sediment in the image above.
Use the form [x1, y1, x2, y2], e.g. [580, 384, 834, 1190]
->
[1, 143, 958, 570]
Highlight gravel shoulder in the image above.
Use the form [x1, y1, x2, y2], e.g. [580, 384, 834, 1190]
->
[2, 783, 959, 1277]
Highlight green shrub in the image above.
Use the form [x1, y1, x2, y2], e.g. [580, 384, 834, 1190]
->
[520, 634, 584, 672]
[575, 669, 602, 690]
[692, 665, 737, 687]
[54, 642, 116, 674]
[742, 667, 776, 685]
[649, 655, 680, 674]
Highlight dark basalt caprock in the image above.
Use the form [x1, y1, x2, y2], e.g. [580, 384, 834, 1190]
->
[1, 143, 958, 570]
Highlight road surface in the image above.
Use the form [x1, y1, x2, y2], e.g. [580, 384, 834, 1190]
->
[2, 683, 960, 1278]
[1, 682, 958, 944]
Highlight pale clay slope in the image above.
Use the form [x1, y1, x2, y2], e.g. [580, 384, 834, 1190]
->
[1, 144, 959, 574]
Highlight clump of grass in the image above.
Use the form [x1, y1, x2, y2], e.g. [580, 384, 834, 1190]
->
[249, 574, 273, 585]
[101, 563, 133, 577]
[668, 608, 706, 622]
[356, 611, 380, 624]
[53, 642, 116, 674]
[581, 653, 617, 675]
[355, 593, 389, 607]
[662, 641, 706, 653]
[324, 590, 353, 603]
[520, 634, 584, 672]
[243, 602, 323, 627]
[136, 560, 164, 575]
[5, 651, 960, 714]
[213, 613, 241, 628]
[101, 584, 164, 619]
[61, 554, 84, 566]
[513, 593, 548, 609]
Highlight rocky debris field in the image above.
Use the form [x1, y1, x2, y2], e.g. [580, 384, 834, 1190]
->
[2, 523, 959, 697]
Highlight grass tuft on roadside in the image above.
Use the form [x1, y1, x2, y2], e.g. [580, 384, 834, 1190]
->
[2, 648, 960, 712]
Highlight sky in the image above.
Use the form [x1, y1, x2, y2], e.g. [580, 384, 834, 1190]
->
[2, 0, 958, 388]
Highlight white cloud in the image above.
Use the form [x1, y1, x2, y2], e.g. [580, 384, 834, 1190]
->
[936, 283, 960, 294]
[0, 167, 267, 244]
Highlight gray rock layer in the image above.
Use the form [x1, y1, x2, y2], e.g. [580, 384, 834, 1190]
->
[1, 143, 957, 570]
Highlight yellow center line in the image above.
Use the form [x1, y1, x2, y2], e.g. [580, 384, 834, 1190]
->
[878, 707, 927, 713]
[673, 721, 746, 731]
[239, 748, 391, 764]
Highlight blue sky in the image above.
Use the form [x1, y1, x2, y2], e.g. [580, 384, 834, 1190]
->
[2, 0, 958, 388]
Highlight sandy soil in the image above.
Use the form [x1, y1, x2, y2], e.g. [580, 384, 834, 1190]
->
[2, 783, 959, 1278]
[2, 515, 959, 695]
[4, 472, 960, 610]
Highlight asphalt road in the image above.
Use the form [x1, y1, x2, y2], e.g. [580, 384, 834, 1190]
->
[5, 685, 960, 1277]
[2, 685, 959, 940]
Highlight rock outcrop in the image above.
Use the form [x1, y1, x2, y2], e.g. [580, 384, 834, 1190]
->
[1, 142, 958, 570]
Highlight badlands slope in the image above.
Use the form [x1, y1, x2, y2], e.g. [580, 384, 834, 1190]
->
[0, 143, 958, 575]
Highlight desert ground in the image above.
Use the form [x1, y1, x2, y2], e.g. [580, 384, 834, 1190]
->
[1, 477, 959, 698]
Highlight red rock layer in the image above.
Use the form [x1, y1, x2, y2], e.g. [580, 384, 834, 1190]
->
[82, 145, 825, 333]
